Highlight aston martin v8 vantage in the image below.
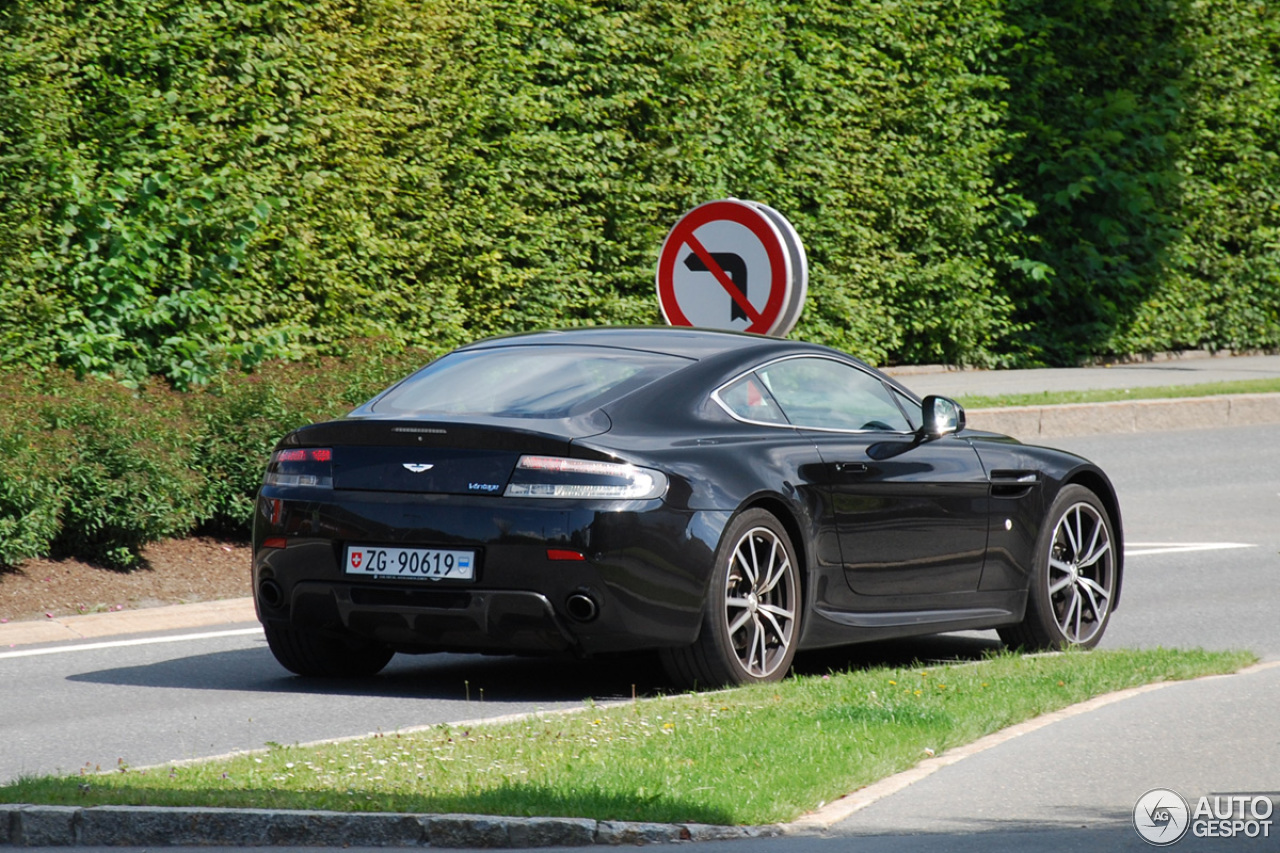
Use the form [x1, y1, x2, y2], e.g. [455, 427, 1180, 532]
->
[253, 327, 1122, 688]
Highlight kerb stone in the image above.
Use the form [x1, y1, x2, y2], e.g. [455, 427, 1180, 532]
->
[425, 814, 511, 848]
[12, 805, 81, 847]
[506, 816, 596, 847]
[595, 820, 688, 845]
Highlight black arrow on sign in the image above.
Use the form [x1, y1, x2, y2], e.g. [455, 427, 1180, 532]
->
[684, 252, 749, 321]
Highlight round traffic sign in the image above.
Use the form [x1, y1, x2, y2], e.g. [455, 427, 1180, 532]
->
[752, 201, 808, 337]
[655, 199, 806, 337]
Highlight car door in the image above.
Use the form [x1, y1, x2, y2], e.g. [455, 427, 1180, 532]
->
[753, 356, 990, 598]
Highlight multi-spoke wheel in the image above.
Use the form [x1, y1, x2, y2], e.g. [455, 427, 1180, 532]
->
[661, 508, 801, 689]
[1000, 484, 1118, 651]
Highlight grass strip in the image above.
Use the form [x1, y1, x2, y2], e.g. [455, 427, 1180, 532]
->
[955, 377, 1280, 411]
[0, 648, 1249, 819]
[2, 648, 1253, 826]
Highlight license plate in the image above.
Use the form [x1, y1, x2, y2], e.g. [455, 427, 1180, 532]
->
[344, 546, 476, 581]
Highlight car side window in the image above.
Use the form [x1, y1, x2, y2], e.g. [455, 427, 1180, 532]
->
[717, 373, 789, 425]
[757, 357, 912, 432]
[893, 388, 921, 430]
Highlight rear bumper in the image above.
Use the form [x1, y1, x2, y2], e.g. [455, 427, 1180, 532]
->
[252, 487, 727, 656]
[282, 582, 577, 653]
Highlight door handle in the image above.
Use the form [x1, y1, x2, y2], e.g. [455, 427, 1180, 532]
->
[834, 462, 869, 474]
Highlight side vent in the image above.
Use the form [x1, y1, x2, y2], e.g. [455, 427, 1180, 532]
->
[989, 470, 1039, 499]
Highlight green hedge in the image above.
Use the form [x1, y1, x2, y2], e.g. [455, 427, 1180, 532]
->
[0, 373, 200, 569]
[1165, 0, 1280, 354]
[997, 0, 1189, 362]
[998, 0, 1280, 363]
[4, 0, 1276, 381]
[20, 0, 1278, 381]
[0, 344, 437, 570]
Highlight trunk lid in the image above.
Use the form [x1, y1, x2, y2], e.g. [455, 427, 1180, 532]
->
[282, 418, 578, 495]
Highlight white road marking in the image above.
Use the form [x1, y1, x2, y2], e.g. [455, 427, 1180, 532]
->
[1125, 542, 1257, 557]
[0, 627, 263, 660]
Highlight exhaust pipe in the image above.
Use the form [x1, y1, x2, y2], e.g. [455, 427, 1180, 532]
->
[565, 592, 599, 623]
[258, 579, 285, 609]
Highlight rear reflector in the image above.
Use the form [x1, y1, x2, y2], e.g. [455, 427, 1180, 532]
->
[546, 549, 586, 561]
[262, 536, 288, 550]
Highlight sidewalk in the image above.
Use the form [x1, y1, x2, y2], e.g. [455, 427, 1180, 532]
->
[816, 661, 1280, 843]
[884, 351, 1280, 440]
[884, 350, 1280, 397]
[0, 598, 257, 649]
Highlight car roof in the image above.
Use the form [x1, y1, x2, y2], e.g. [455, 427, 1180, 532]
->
[458, 326, 827, 361]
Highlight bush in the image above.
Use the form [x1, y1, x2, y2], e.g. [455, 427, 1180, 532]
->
[42, 375, 205, 570]
[0, 341, 442, 569]
[0, 379, 71, 568]
[187, 369, 327, 540]
[188, 340, 438, 538]
[0, 371, 205, 570]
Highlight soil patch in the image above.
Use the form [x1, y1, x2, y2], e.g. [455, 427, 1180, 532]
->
[0, 538, 251, 624]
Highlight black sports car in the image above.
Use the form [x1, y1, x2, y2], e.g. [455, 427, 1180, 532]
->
[253, 327, 1122, 688]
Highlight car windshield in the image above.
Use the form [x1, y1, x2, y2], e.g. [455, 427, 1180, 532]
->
[369, 345, 692, 418]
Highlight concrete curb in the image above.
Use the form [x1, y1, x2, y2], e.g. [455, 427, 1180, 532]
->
[966, 392, 1280, 440]
[0, 804, 783, 848]
[0, 598, 258, 649]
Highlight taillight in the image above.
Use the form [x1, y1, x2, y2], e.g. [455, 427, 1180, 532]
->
[264, 448, 334, 488]
[504, 455, 667, 500]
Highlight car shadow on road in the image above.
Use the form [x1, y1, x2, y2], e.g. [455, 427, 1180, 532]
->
[67, 643, 674, 702]
[67, 631, 1005, 702]
[793, 632, 1005, 677]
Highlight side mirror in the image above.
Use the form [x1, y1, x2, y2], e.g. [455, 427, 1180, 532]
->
[921, 395, 966, 438]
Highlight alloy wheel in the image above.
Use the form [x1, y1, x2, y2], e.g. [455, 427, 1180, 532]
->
[723, 525, 798, 678]
[1047, 501, 1115, 645]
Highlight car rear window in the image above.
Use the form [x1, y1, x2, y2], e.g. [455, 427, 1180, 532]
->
[369, 345, 692, 418]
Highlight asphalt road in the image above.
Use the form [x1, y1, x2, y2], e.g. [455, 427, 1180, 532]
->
[4, 423, 1278, 851]
[1051, 426, 1279, 656]
[0, 634, 690, 783]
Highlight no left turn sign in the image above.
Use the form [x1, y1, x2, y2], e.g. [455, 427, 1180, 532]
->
[655, 199, 807, 337]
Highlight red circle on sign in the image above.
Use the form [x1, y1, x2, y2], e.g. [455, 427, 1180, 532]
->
[656, 200, 790, 334]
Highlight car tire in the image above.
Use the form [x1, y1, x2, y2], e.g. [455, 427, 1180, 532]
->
[1000, 484, 1117, 651]
[661, 508, 802, 689]
[263, 622, 394, 677]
